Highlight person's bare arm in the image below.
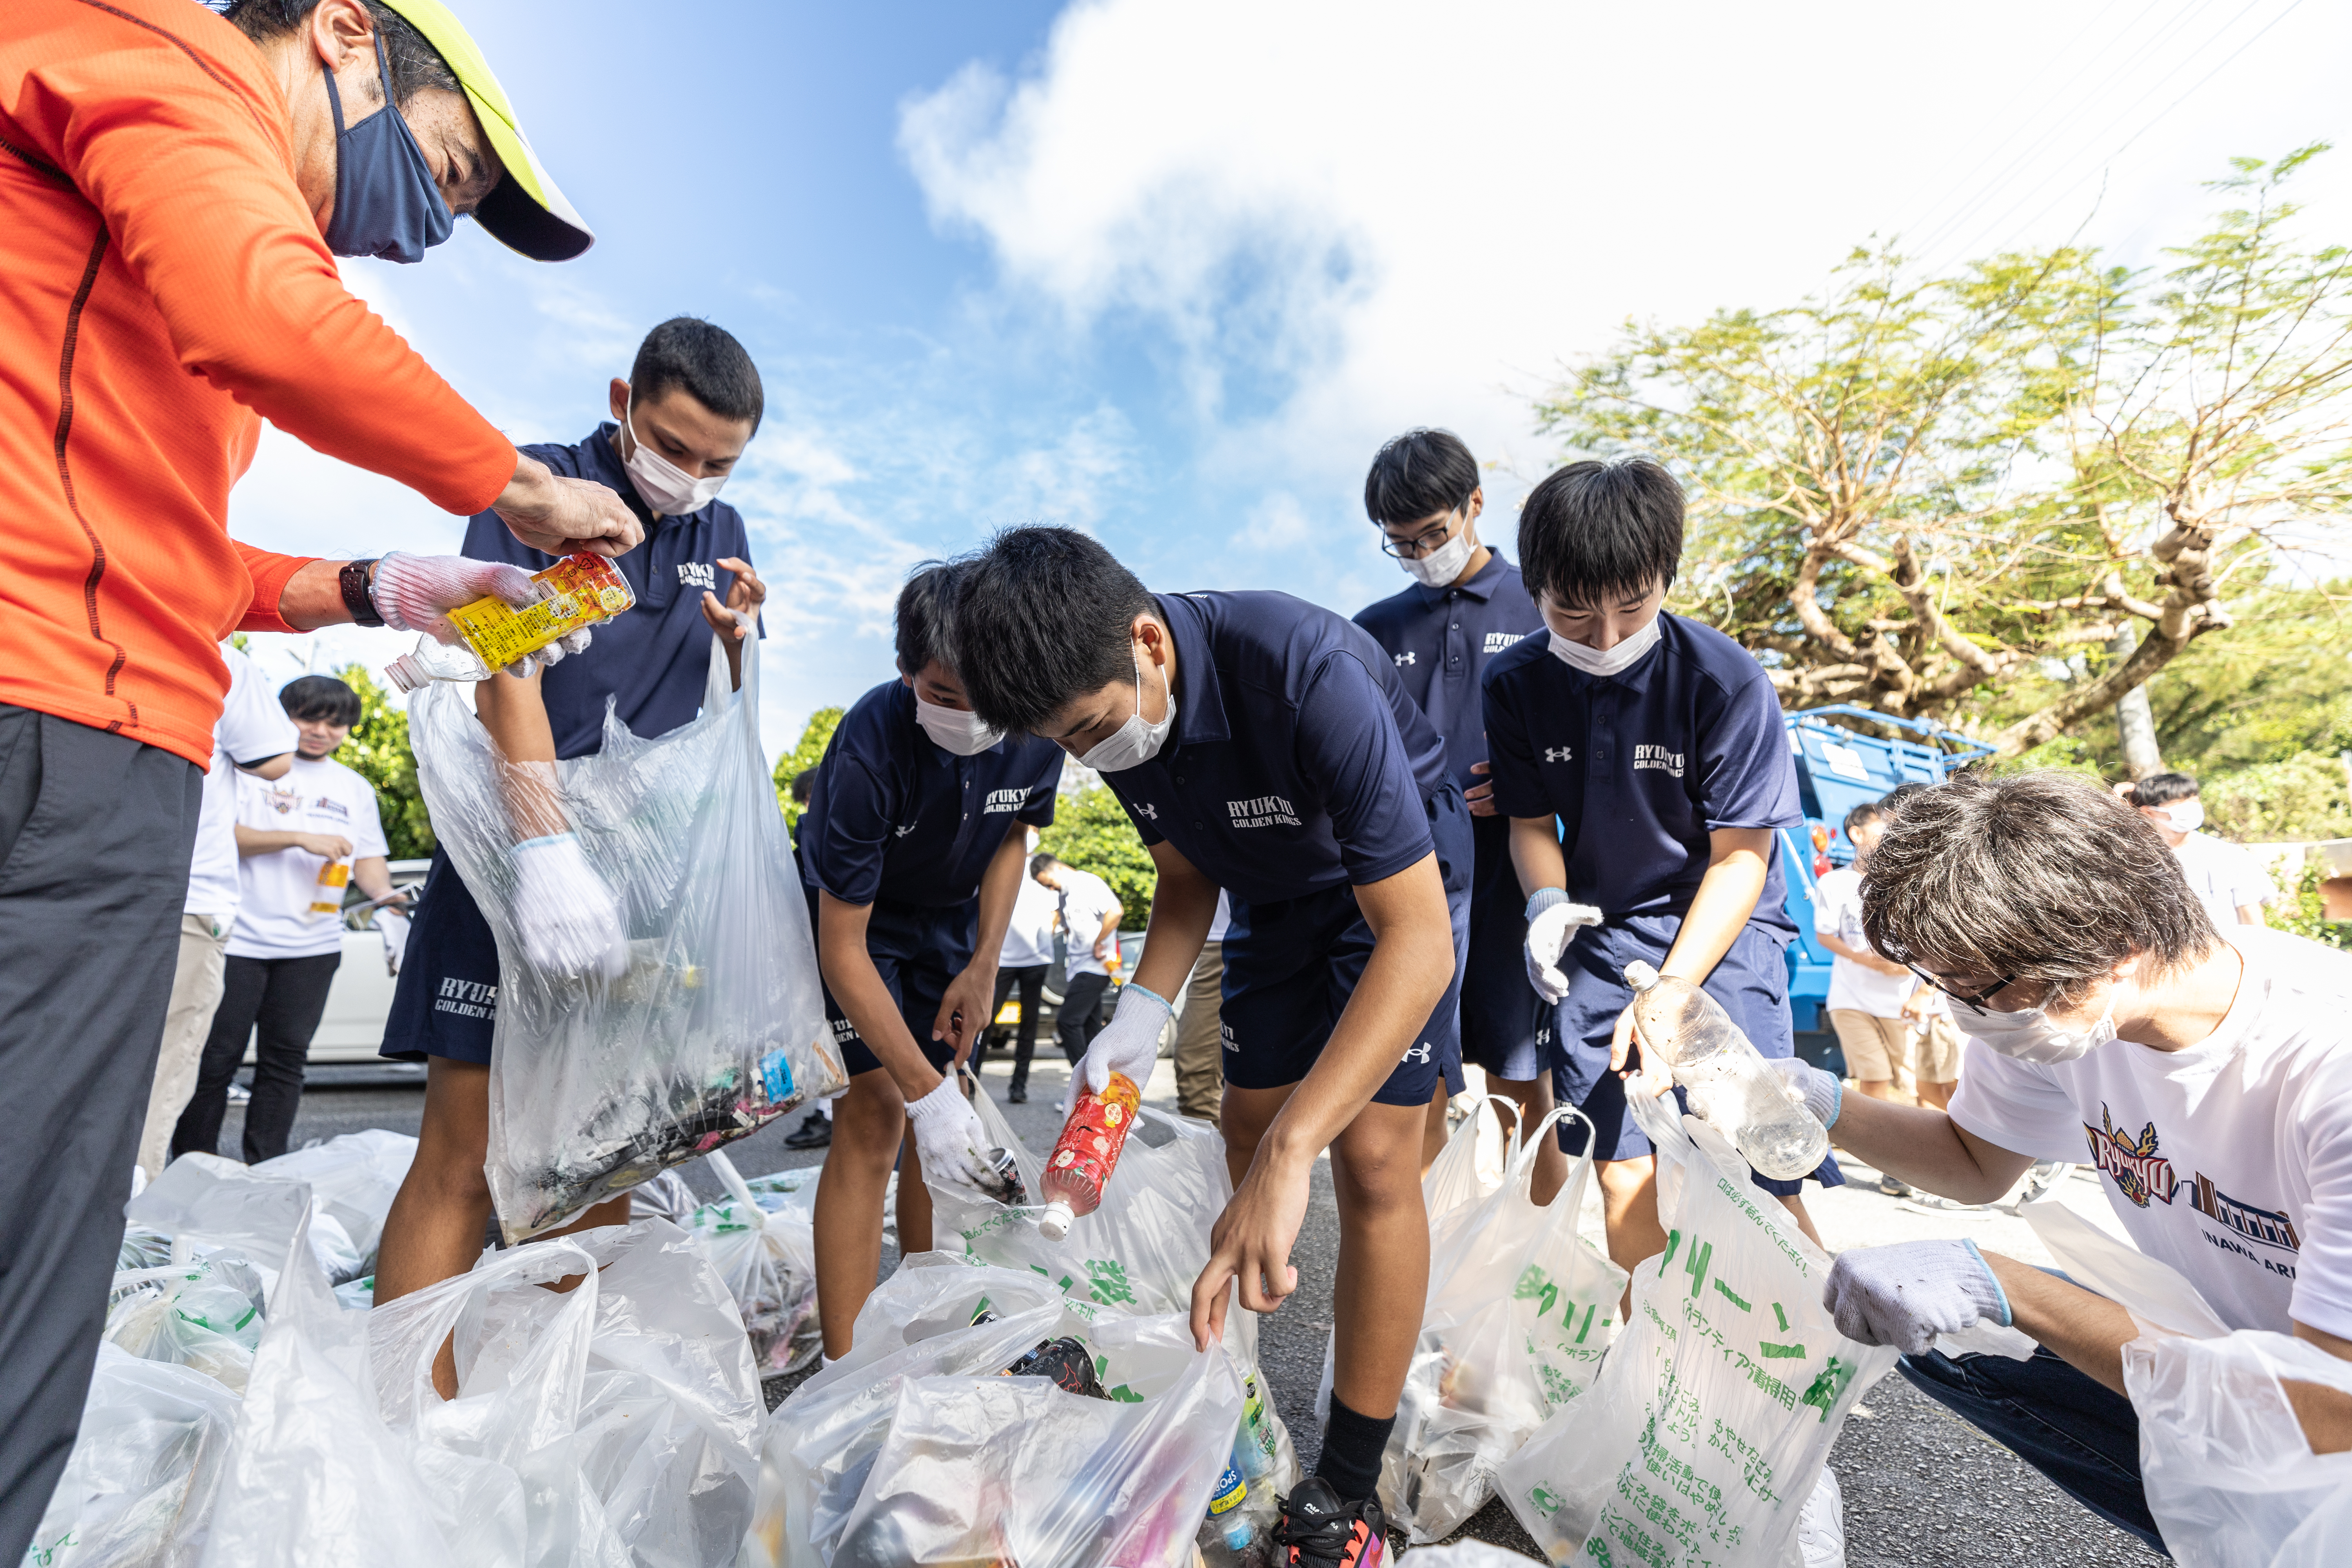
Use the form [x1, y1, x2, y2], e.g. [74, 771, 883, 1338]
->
[236, 825, 351, 858]
[472, 667, 568, 842]
[1823, 1091, 2038, 1202]
[240, 753, 294, 782]
[350, 855, 401, 907]
[1193, 851, 1453, 1347]
[2286, 1322, 2352, 1453]
[2238, 903, 2269, 928]
[1610, 826, 1771, 1069]
[1509, 814, 1566, 897]
[1091, 902, 1123, 962]
[818, 891, 948, 1103]
[932, 823, 1030, 1067]
[1131, 841, 1220, 1001]
[1818, 929, 1911, 976]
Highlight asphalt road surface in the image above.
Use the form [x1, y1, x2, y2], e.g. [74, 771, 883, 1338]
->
[229, 1054, 2169, 1566]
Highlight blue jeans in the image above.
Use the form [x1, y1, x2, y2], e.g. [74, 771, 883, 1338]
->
[1899, 1345, 2166, 1554]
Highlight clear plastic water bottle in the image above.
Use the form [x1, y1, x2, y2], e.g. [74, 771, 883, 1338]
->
[1623, 962, 1829, 1180]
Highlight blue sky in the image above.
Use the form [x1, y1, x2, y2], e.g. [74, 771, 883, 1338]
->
[233, 0, 2352, 758]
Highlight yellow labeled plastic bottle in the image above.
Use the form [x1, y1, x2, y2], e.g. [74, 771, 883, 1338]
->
[308, 859, 350, 916]
[385, 554, 636, 692]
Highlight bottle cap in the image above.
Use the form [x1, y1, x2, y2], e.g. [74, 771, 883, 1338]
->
[385, 654, 427, 694]
[1038, 1199, 1074, 1241]
[1624, 960, 1661, 991]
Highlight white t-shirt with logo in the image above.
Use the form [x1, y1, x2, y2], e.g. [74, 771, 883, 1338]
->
[228, 757, 388, 960]
[999, 874, 1059, 969]
[184, 646, 299, 919]
[1947, 927, 2352, 1338]
[1056, 868, 1123, 979]
[1813, 864, 1915, 1017]
[2172, 831, 2276, 929]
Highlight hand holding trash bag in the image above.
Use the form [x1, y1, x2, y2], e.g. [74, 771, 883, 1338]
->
[1824, 1239, 2014, 1355]
[510, 830, 629, 978]
[1082, 982, 1174, 1094]
[906, 1076, 999, 1195]
[1521, 888, 1602, 1005]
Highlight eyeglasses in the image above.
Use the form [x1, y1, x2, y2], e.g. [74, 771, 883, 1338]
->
[1908, 966, 2018, 1015]
[1377, 520, 1454, 559]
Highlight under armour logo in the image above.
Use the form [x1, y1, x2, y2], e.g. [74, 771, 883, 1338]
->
[1544, 747, 1572, 763]
[1535, 1025, 1552, 1046]
[1138, 803, 1158, 820]
[894, 824, 916, 837]
[1394, 652, 1416, 667]
[1401, 1042, 1432, 1065]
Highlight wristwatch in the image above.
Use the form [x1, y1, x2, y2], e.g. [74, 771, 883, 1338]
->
[341, 558, 384, 628]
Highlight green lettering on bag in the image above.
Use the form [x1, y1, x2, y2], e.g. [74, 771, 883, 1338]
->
[1759, 1341, 1806, 1359]
[1800, 1356, 1856, 1422]
[1575, 1301, 1598, 1344]
[1660, 1229, 1681, 1272]
[1684, 1239, 1713, 1300]
[1772, 1301, 1790, 1333]
[1712, 1278, 1751, 1312]
[1085, 1259, 1136, 1306]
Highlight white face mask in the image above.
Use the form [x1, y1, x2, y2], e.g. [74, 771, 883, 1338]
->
[1079, 646, 1173, 773]
[1547, 613, 1662, 678]
[1951, 994, 2120, 1065]
[616, 390, 726, 517]
[1399, 526, 1475, 588]
[2162, 801, 2204, 833]
[914, 695, 1002, 757]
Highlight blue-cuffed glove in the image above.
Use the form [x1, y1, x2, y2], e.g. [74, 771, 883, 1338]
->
[1768, 1056, 1843, 1131]
[1823, 1239, 2012, 1354]
[1522, 888, 1605, 1005]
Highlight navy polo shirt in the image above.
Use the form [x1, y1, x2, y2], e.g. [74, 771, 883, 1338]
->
[459, 422, 760, 760]
[1352, 553, 1543, 794]
[799, 679, 1063, 909]
[1104, 591, 1451, 905]
[1481, 612, 1798, 932]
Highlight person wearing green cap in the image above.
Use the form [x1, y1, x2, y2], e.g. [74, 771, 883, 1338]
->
[0, 2, 625, 1551]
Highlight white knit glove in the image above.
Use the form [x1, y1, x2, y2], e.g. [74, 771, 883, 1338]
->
[376, 907, 411, 977]
[1522, 888, 1604, 1005]
[1767, 1056, 1843, 1131]
[372, 552, 535, 640]
[1823, 1240, 2012, 1355]
[1081, 983, 1174, 1095]
[906, 1076, 996, 1194]
[509, 832, 628, 979]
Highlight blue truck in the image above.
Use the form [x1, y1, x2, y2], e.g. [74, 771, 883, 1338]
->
[1773, 706, 1993, 1045]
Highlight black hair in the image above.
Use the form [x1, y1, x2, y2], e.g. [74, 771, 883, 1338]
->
[223, 1, 458, 111]
[1517, 457, 1684, 609]
[2125, 772, 2200, 808]
[789, 769, 814, 806]
[895, 563, 958, 678]
[1861, 770, 2216, 1010]
[1029, 852, 1063, 880]
[1844, 800, 1891, 836]
[949, 528, 1158, 736]
[280, 674, 362, 727]
[1364, 428, 1481, 528]
[629, 317, 764, 433]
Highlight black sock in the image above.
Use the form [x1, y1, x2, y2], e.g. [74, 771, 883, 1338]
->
[1313, 1392, 1394, 1505]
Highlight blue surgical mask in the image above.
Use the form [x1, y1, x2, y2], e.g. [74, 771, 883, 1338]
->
[321, 33, 454, 264]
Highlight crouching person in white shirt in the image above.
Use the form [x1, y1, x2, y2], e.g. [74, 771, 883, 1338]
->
[1764, 770, 2352, 1557]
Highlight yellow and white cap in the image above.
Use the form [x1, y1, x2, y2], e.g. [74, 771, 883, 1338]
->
[377, 0, 594, 261]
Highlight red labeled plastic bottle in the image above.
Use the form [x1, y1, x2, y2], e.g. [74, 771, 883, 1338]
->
[1037, 1072, 1141, 1241]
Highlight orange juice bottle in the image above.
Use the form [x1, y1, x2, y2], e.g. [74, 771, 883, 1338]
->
[309, 858, 351, 915]
[1037, 1071, 1141, 1241]
[385, 554, 636, 691]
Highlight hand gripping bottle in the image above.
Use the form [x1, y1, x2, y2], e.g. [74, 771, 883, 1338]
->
[1623, 961, 1829, 1180]
[1036, 1071, 1141, 1241]
[385, 553, 636, 692]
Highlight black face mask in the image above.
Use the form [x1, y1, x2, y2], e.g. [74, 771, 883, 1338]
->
[320, 31, 455, 263]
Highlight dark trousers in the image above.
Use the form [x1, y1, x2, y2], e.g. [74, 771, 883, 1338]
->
[1056, 969, 1113, 1066]
[991, 963, 1047, 1087]
[1900, 1345, 2166, 1554]
[0, 708, 201, 1565]
[173, 951, 341, 1165]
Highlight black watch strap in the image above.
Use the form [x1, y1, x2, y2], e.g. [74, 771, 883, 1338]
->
[341, 558, 385, 627]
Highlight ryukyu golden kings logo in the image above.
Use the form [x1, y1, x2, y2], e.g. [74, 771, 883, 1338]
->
[2083, 1106, 2179, 1209]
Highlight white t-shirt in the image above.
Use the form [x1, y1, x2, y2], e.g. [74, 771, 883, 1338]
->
[184, 646, 299, 919]
[1814, 864, 1915, 1017]
[1947, 927, 2352, 1338]
[999, 874, 1058, 969]
[2172, 831, 2276, 929]
[228, 757, 388, 960]
[1056, 868, 1123, 979]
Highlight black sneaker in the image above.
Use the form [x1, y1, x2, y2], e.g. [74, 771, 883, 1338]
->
[781, 1111, 831, 1150]
[1007, 1082, 1028, 1104]
[1274, 1477, 1386, 1566]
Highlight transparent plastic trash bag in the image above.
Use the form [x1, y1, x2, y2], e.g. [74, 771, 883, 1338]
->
[1318, 1099, 1628, 1543]
[682, 1149, 820, 1376]
[21, 1342, 240, 1568]
[1497, 1088, 1895, 1567]
[126, 1152, 361, 1287]
[105, 1255, 269, 1393]
[247, 1129, 417, 1273]
[408, 627, 841, 1240]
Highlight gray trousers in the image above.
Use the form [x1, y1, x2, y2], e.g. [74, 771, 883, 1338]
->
[0, 708, 200, 1562]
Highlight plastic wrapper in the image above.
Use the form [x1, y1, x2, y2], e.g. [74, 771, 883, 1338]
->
[194, 1215, 759, 1568]
[683, 1150, 820, 1376]
[120, 1224, 176, 1272]
[127, 1152, 361, 1287]
[105, 1256, 269, 1394]
[1318, 1098, 1628, 1543]
[21, 1343, 240, 1568]
[1497, 1090, 1895, 1567]
[408, 628, 841, 1241]
[247, 1130, 417, 1274]
[743, 1257, 1240, 1568]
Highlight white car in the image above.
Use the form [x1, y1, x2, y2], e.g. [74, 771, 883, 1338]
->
[245, 858, 432, 1067]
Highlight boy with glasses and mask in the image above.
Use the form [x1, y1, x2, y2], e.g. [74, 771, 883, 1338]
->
[1767, 770, 2352, 1555]
[949, 526, 1472, 1564]
[1352, 429, 1555, 1188]
[1481, 457, 1840, 1291]
[799, 564, 1062, 1359]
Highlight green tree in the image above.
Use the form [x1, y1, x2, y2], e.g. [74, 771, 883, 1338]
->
[774, 707, 843, 831]
[1036, 786, 1156, 923]
[335, 664, 435, 860]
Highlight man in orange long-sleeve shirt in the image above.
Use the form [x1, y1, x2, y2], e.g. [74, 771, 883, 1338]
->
[0, 2, 644, 1546]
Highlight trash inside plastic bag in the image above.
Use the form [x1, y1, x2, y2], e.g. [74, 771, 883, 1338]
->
[683, 1150, 820, 1376]
[333, 1275, 376, 1312]
[1497, 1090, 1896, 1567]
[22, 1342, 240, 1568]
[106, 1255, 269, 1393]
[744, 1257, 1241, 1568]
[196, 1215, 760, 1568]
[629, 1167, 703, 1227]
[127, 1152, 361, 1286]
[120, 1223, 176, 1272]
[408, 627, 841, 1242]
[247, 1129, 417, 1273]
[1319, 1099, 1628, 1543]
